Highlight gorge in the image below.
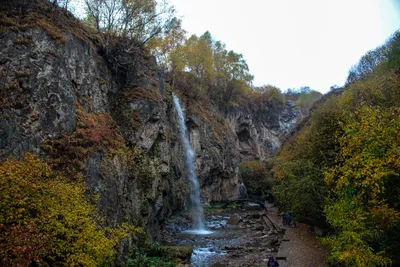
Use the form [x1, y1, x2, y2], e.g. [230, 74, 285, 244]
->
[0, 1, 303, 265]
[2, 1, 400, 266]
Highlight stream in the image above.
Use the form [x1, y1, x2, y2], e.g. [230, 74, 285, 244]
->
[162, 203, 284, 267]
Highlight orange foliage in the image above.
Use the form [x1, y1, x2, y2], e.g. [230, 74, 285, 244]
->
[44, 104, 125, 177]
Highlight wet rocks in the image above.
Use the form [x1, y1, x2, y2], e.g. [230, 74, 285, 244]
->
[164, 208, 285, 266]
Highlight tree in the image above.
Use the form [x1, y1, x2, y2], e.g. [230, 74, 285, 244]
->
[0, 154, 129, 266]
[324, 106, 400, 266]
[146, 18, 186, 72]
[240, 161, 274, 196]
[157, 30, 254, 107]
[183, 32, 215, 84]
[84, 0, 176, 47]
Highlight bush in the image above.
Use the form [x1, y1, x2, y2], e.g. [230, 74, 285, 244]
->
[239, 160, 274, 196]
[0, 153, 128, 266]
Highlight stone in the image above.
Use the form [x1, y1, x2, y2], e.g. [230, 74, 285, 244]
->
[225, 102, 302, 161]
[255, 225, 265, 231]
[227, 214, 242, 225]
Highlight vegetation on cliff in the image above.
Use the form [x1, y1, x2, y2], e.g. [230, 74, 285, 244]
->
[272, 30, 400, 266]
[0, 1, 176, 265]
[151, 27, 322, 112]
[0, 153, 133, 266]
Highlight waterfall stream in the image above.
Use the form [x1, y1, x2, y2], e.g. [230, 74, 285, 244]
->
[173, 94, 210, 233]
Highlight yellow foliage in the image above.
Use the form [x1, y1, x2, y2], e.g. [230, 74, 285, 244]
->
[0, 153, 132, 266]
[324, 106, 400, 266]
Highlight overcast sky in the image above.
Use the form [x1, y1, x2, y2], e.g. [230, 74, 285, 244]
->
[168, 0, 400, 93]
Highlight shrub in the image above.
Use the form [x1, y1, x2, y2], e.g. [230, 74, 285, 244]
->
[240, 160, 274, 196]
[0, 153, 129, 266]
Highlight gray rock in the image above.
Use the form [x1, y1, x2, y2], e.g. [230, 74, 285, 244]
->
[225, 102, 302, 161]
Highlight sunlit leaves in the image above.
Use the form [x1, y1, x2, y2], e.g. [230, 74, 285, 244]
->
[326, 106, 400, 201]
[151, 29, 254, 107]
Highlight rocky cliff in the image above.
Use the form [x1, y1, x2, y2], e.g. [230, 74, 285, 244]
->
[0, 22, 239, 241]
[0, 5, 300, 241]
[226, 100, 301, 161]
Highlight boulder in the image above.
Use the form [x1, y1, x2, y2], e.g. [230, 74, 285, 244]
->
[227, 214, 242, 225]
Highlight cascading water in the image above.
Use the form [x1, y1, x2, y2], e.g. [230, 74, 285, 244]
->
[173, 94, 210, 233]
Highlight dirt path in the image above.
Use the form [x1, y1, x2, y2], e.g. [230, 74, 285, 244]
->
[267, 204, 330, 267]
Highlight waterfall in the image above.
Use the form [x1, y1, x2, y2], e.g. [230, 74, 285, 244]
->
[173, 94, 206, 231]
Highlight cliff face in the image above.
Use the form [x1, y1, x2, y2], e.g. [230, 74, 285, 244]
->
[225, 101, 302, 161]
[0, 22, 299, 240]
[0, 26, 240, 239]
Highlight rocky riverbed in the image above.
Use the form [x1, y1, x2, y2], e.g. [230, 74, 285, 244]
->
[162, 203, 285, 266]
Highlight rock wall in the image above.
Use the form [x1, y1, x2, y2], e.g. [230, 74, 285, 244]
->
[0, 21, 300, 242]
[225, 101, 302, 161]
[0, 26, 240, 240]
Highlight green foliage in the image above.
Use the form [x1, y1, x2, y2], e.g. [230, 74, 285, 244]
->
[272, 94, 343, 221]
[147, 18, 187, 73]
[123, 238, 191, 266]
[346, 30, 400, 84]
[273, 159, 326, 221]
[386, 30, 400, 70]
[324, 106, 400, 266]
[295, 90, 322, 110]
[0, 153, 131, 266]
[124, 252, 174, 267]
[284, 86, 322, 111]
[272, 29, 400, 266]
[240, 161, 274, 196]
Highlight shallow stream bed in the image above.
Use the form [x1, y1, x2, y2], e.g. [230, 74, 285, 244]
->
[162, 204, 284, 266]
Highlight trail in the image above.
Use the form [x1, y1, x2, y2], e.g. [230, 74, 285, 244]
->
[266, 204, 330, 267]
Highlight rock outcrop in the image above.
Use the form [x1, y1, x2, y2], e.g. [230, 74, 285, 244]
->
[0, 24, 240, 240]
[226, 101, 301, 161]
[0, 6, 300, 243]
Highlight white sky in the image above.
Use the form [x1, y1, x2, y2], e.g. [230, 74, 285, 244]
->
[168, 0, 400, 93]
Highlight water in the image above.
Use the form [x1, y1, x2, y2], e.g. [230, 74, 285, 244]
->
[191, 247, 227, 267]
[173, 93, 206, 231]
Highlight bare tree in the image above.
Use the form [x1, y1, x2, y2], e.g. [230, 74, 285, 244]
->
[83, 0, 175, 48]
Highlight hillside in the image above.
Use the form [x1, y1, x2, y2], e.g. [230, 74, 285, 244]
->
[272, 30, 400, 266]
